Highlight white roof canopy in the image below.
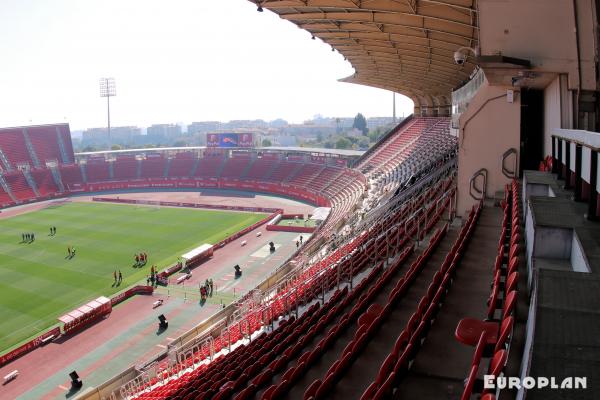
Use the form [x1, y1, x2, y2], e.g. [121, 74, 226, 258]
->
[311, 207, 331, 221]
[181, 244, 213, 261]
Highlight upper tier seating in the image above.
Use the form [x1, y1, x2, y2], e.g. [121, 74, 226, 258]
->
[86, 159, 110, 182]
[0, 129, 35, 168]
[288, 163, 325, 187]
[220, 157, 252, 178]
[59, 164, 84, 189]
[26, 125, 64, 165]
[245, 157, 280, 180]
[113, 156, 138, 180]
[195, 155, 226, 178]
[30, 168, 59, 195]
[3, 171, 36, 201]
[0, 124, 74, 168]
[168, 153, 196, 178]
[0, 184, 13, 206]
[140, 155, 167, 179]
[267, 161, 300, 182]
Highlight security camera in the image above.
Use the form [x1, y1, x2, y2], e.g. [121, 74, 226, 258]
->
[454, 50, 467, 65]
[453, 46, 478, 65]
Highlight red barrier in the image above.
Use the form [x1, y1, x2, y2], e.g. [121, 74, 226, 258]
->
[0, 327, 61, 367]
[266, 224, 315, 233]
[71, 178, 332, 208]
[281, 213, 304, 219]
[92, 197, 282, 214]
[111, 285, 154, 307]
[214, 211, 281, 249]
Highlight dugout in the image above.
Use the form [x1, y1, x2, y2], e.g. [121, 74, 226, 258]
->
[58, 296, 112, 334]
[181, 244, 214, 269]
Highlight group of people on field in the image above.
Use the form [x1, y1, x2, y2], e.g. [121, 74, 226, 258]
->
[146, 265, 159, 287]
[134, 252, 148, 267]
[200, 278, 214, 301]
[20, 226, 58, 243]
[21, 232, 35, 243]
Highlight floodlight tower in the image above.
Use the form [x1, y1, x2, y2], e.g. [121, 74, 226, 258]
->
[99, 77, 116, 149]
[393, 92, 397, 123]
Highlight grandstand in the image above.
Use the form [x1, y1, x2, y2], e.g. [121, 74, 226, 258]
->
[1, 1, 600, 400]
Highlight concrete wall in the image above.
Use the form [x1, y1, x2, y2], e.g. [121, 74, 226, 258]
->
[544, 76, 561, 157]
[534, 226, 573, 259]
[571, 231, 591, 273]
[479, 0, 597, 91]
[456, 79, 521, 215]
[525, 204, 535, 290]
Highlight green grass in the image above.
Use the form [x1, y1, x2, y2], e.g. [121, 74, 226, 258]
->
[0, 202, 266, 353]
[275, 217, 318, 227]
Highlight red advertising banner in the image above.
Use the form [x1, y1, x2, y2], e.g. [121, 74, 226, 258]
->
[111, 285, 154, 307]
[266, 224, 316, 233]
[0, 327, 61, 367]
[82, 178, 331, 207]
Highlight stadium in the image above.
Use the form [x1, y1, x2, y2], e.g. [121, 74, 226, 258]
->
[0, 1, 599, 400]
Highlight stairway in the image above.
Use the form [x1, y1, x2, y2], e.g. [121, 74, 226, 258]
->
[50, 166, 66, 192]
[304, 165, 327, 187]
[189, 157, 200, 177]
[55, 127, 70, 163]
[284, 163, 305, 182]
[23, 170, 40, 197]
[240, 158, 256, 179]
[0, 149, 12, 171]
[108, 161, 114, 180]
[394, 206, 504, 399]
[264, 160, 281, 180]
[136, 159, 142, 179]
[22, 129, 41, 168]
[80, 164, 87, 183]
[0, 174, 18, 203]
[163, 158, 171, 178]
[215, 157, 227, 178]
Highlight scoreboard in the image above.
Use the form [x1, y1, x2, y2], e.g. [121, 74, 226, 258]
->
[207, 133, 254, 148]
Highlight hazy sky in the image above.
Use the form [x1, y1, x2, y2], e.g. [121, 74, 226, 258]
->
[0, 0, 414, 130]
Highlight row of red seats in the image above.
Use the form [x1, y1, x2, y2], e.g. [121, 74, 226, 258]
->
[359, 202, 482, 400]
[29, 169, 59, 195]
[138, 290, 348, 399]
[234, 263, 394, 400]
[131, 173, 453, 400]
[285, 174, 453, 310]
[303, 226, 448, 400]
[456, 180, 522, 400]
[260, 189, 453, 399]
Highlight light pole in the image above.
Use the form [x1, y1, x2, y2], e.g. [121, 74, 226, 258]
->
[393, 92, 396, 123]
[99, 77, 116, 149]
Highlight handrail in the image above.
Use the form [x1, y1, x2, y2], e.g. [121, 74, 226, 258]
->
[469, 168, 487, 200]
[501, 148, 518, 178]
[552, 131, 600, 152]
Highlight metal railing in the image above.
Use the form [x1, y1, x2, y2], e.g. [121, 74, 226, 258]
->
[502, 147, 518, 178]
[469, 168, 487, 200]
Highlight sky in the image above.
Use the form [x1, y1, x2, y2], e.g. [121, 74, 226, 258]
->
[0, 0, 414, 131]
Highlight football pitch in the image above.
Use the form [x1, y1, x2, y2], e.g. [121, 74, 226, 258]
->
[0, 201, 267, 353]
